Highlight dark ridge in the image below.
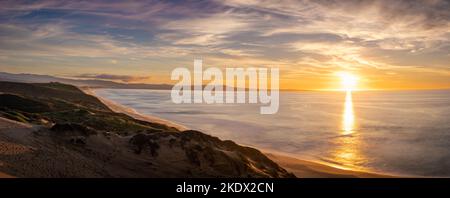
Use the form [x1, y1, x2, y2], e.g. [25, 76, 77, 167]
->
[0, 94, 51, 113]
[0, 81, 110, 111]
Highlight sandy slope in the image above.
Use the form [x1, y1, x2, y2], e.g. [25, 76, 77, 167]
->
[82, 88, 393, 178]
[0, 172, 13, 178]
[0, 116, 294, 177]
[0, 117, 32, 178]
[0, 117, 135, 177]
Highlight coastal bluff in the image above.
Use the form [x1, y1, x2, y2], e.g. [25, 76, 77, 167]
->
[0, 81, 294, 178]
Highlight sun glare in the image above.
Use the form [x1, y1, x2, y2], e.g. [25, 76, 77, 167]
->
[337, 72, 358, 91]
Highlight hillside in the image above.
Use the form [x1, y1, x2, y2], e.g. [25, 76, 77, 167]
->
[0, 72, 173, 90]
[0, 81, 294, 178]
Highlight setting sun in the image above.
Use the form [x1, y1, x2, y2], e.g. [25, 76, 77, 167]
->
[337, 72, 358, 91]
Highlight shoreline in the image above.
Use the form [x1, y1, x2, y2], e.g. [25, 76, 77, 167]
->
[263, 150, 393, 178]
[82, 87, 394, 178]
[82, 87, 188, 131]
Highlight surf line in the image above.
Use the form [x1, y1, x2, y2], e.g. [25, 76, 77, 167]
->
[171, 59, 279, 114]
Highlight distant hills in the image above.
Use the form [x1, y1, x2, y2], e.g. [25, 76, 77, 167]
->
[0, 72, 306, 91]
[0, 72, 173, 90]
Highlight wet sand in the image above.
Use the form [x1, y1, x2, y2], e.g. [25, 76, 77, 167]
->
[265, 152, 391, 178]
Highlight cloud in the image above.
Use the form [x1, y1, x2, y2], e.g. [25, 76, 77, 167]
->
[163, 13, 247, 35]
[221, 0, 450, 45]
[0, 0, 449, 89]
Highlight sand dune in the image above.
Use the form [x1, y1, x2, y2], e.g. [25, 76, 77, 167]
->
[0, 116, 294, 177]
[1, 82, 294, 178]
[0, 171, 14, 178]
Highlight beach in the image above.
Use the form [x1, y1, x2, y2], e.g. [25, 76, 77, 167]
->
[83, 88, 391, 178]
[82, 88, 188, 131]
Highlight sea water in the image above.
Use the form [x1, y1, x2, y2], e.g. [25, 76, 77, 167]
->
[95, 89, 450, 177]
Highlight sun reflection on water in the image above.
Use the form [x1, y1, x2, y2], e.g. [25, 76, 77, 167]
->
[330, 91, 367, 170]
[343, 91, 355, 134]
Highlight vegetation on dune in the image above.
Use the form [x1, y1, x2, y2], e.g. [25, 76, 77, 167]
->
[0, 81, 177, 134]
[0, 81, 109, 111]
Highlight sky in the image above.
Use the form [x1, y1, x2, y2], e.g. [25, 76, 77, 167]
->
[0, 0, 449, 90]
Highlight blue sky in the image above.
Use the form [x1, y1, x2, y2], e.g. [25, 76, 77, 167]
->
[0, 0, 449, 89]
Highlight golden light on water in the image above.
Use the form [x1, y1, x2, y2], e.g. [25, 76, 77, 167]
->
[330, 91, 365, 170]
[329, 73, 368, 171]
[343, 91, 355, 134]
[339, 71, 357, 134]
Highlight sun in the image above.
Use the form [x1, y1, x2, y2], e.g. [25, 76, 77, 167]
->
[337, 72, 358, 91]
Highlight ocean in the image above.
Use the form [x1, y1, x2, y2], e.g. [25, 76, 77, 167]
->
[95, 89, 450, 177]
